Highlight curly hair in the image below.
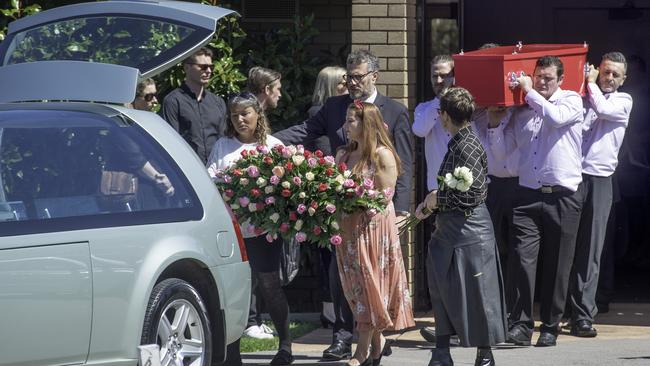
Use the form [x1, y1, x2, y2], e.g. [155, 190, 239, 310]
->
[224, 92, 270, 145]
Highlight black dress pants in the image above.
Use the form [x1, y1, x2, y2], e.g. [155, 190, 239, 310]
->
[508, 185, 583, 334]
[569, 174, 613, 322]
[329, 249, 354, 345]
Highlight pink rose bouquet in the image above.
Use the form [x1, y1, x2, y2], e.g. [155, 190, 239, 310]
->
[213, 144, 388, 248]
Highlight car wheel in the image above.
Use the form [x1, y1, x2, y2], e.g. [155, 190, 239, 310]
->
[141, 278, 212, 366]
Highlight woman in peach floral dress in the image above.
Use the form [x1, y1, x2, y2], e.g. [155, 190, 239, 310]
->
[335, 101, 415, 366]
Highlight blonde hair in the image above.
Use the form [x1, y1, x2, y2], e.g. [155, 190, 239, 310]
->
[343, 102, 401, 175]
[247, 66, 281, 95]
[312, 66, 346, 105]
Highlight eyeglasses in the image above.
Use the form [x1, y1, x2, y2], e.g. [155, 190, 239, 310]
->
[141, 93, 157, 102]
[344, 71, 375, 84]
[187, 63, 213, 71]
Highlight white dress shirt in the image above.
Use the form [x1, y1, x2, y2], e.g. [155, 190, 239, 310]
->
[488, 88, 584, 192]
[475, 108, 519, 178]
[412, 98, 452, 190]
[582, 83, 633, 177]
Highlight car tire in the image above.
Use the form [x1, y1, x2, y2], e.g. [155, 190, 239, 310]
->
[141, 278, 212, 366]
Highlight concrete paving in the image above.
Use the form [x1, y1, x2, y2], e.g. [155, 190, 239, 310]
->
[243, 302, 650, 365]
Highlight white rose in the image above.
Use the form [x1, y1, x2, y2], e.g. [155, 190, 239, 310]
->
[222, 194, 231, 202]
[294, 219, 303, 230]
[281, 181, 291, 189]
[335, 174, 345, 184]
[292, 155, 305, 166]
[331, 221, 339, 230]
[305, 172, 315, 181]
[343, 170, 352, 178]
[230, 203, 240, 210]
[248, 203, 257, 212]
[335, 185, 342, 192]
[298, 192, 306, 199]
[308, 207, 316, 216]
[269, 213, 280, 223]
[240, 178, 249, 186]
[256, 177, 267, 187]
[456, 181, 471, 192]
[264, 186, 274, 194]
[443, 172, 458, 189]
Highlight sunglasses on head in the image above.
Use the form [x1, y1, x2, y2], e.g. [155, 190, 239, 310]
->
[187, 62, 213, 71]
[141, 93, 157, 102]
[228, 91, 257, 103]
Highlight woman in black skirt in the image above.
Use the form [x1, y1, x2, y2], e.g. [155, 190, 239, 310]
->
[414, 87, 506, 366]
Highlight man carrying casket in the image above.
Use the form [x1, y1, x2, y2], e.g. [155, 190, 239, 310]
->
[487, 56, 584, 347]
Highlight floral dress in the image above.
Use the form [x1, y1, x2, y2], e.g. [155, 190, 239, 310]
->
[336, 153, 415, 332]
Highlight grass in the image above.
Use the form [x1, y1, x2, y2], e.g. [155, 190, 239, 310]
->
[240, 321, 320, 353]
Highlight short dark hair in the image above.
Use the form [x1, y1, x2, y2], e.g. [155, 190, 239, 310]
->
[478, 43, 500, 49]
[431, 54, 454, 67]
[536, 56, 564, 79]
[602, 51, 627, 72]
[439, 87, 475, 126]
[183, 47, 213, 64]
[347, 49, 380, 72]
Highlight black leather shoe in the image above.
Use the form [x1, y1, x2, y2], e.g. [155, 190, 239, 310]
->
[474, 348, 495, 366]
[270, 349, 294, 365]
[535, 332, 557, 347]
[571, 319, 597, 337]
[322, 340, 352, 360]
[505, 326, 532, 346]
[428, 348, 454, 366]
[419, 327, 461, 346]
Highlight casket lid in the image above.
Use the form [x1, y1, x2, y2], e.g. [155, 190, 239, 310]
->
[454, 43, 587, 60]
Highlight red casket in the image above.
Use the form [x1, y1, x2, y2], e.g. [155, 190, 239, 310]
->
[452, 43, 589, 107]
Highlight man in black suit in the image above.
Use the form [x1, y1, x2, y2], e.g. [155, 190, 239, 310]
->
[274, 49, 413, 361]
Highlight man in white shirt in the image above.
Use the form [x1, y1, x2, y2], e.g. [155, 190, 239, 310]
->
[568, 52, 632, 338]
[489, 56, 584, 347]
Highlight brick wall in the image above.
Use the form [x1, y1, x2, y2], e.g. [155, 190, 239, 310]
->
[351, 0, 418, 293]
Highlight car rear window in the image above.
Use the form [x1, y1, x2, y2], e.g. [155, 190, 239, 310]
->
[0, 109, 202, 236]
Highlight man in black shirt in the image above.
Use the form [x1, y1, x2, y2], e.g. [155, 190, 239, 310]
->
[160, 47, 227, 163]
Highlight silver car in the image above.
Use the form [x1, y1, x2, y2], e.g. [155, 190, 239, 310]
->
[0, 2, 250, 365]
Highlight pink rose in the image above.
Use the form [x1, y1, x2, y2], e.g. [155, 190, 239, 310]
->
[270, 175, 280, 185]
[355, 186, 365, 197]
[324, 156, 336, 165]
[367, 189, 378, 199]
[297, 204, 307, 214]
[223, 175, 232, 183]
[313, 226, 322, 235]
[307, 158, 318, 168]
[343, 179, 355, 188]
[325, 204, 336, 214]
[265, 196, 276, 205]
[238, 196, 250, 207]
[363, 178, 374, 190]
[279, 223, 290, 233]
[330, 235, 342, 246]
[247, 166, 260, 178]
[295, 232, 307, 242]
[272, 166, 285, 178]
[256, 145, 269, 154]
[293, 176, 302, 185]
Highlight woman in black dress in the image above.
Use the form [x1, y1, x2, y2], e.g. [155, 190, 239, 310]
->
[415, 87, 506, 366]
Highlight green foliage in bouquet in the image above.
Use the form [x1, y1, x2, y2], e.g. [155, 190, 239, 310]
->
[212, 144, 389, 248]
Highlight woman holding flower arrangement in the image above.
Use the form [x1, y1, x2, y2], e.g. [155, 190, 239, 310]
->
[336, 101, 415, 366]
[414, 87, 506, 366]
[207, 92, 294, 366]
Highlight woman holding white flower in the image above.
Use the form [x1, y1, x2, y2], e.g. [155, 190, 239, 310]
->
[206, 93, 294, 366]
[336, 101, 415, 366]
[414, 88, 506, 366]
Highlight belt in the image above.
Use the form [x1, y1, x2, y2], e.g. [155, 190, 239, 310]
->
[537, 185, 569, 194]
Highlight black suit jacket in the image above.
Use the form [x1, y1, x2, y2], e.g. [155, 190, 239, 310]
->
[274, 93, 413, 213]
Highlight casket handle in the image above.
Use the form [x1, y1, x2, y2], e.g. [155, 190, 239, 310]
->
[512, 41, 523, 54]
[507, 71, 526, 87]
